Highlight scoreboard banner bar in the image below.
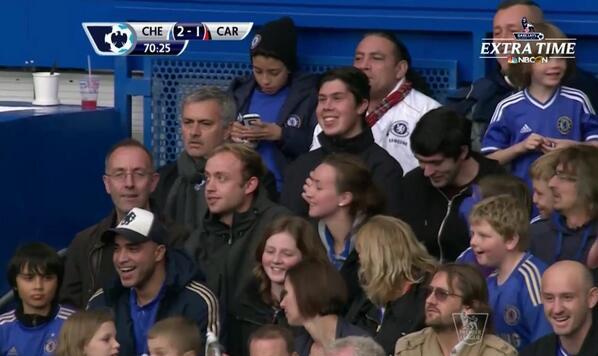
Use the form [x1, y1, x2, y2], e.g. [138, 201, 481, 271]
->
[83, 21, 253, 56]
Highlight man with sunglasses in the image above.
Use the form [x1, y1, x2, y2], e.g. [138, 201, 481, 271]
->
[395, 264, 517, 356]
[60, 138, 188, 308]
[530, 145, 598, 265]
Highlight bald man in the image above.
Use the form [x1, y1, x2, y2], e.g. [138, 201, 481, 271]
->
[522, 261, 598, 356]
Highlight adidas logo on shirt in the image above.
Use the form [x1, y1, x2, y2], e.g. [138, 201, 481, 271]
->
[7, 346, 18, 356]
[520, 124, 532, 134]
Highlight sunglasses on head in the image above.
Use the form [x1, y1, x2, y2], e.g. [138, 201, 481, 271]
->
[425, 286, 463, 302]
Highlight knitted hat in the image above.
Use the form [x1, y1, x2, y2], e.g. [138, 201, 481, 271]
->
[250, 16, 297, 71]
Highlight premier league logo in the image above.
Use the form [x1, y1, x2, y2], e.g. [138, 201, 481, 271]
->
[83, 23, 137, 56]
[453, 312, 489, 345]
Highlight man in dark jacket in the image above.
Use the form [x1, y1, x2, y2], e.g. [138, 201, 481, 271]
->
[530, 145, 598, 265]
[184, 143, 289, 308]
[60, 138, 188, 308]
[153, 86, 235, 230]
[398, 108, 504, 262]
[88, 208, 219, 356]
[522, 260, 598, 356]
[447, 0, 598, 151]
[280, 66, 403, 216]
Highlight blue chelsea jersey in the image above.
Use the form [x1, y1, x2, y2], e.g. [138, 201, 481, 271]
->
[0, 305, 75, 356]
[487, 253, 552, 351]
[482, 86, 598, 183]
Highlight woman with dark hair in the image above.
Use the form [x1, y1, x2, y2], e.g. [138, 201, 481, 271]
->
[346, 215, 437, 354]
[228, 216, 328, 356]
[280, 66, 403, 217]
[302, 153, 384, 304]
[280, 259, 367, 356]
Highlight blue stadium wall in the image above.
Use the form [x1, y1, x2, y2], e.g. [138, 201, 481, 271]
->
[3, 0, 598, 83]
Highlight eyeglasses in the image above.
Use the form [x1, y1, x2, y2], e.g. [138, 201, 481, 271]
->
[425, 286, 463, 302]
[105, 170, 152, 182]
[554, 170, 577, 182]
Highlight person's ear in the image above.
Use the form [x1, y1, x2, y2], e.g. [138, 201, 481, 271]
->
[244, 176, 259, 196]
[154, 244, 166, 262]
[357, 99, 369, 116]
[504, 234, 520, 252]
[395, 59, 409, 80]
[337, 192, 353, 208]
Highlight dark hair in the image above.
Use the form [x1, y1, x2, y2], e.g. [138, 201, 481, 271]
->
[319, 66, 370, 106]
[411, 107, 472, 160]
[507, 22, 575, 89]
[104, 138, 154, 172]
[208, 143, 267, 184]
[254, 216, 328, 306]
[321, 153, 385, 217]
[248, 324, 295, 354]
[285, 259, 347, 318]
[478, 174, 532, 215]
[362, 31, 433, 96]
[8, 242, 64, 298]
[435, 263, 494, 332]
[496, 0, 541, 11]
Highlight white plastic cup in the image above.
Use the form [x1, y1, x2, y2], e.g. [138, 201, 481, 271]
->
[79, 76, 100, 110]
[32, 72, 60, 106]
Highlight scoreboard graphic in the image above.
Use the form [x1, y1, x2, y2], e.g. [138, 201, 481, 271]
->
[82, 22, 253, 56]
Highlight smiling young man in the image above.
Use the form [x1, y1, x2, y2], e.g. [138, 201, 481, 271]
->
[281, 66, 403, 217]
[398, 107, 504, 262]
[0, 243, 74, 356]
[311, 32, 440, 174]
[87, 208, 219, 356]
[184, 143, 288, 345]
[522, 260, 598, 356]
[529, 145, 598, 265]
[60, 138, 188, 309]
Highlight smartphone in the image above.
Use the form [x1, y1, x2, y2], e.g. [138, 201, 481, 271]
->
[242, 113, 261, 127]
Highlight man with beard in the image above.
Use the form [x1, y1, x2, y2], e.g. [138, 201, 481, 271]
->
[394, 264, 516, 356]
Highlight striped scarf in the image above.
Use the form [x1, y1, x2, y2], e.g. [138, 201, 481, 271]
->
[365, 80, 412, 127]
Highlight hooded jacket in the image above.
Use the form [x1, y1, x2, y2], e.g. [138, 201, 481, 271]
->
[59, 207, 189, 309]
[530, 213, 598, 265]
[397, 153, 504, 262]
[87, 248, 219, 356]
[230, 72, 319, 172]
[280, 127, 404, 216]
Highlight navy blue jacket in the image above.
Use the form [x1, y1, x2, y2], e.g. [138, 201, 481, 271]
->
[87, 249, 220, 356]
[230, 71, 319, 171]
[530, 213, 598, 265]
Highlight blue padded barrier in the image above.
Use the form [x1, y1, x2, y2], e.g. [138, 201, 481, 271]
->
[145, 53, 456, 167]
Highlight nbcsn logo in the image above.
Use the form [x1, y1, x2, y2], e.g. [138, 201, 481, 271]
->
[507, 55, 549, 64]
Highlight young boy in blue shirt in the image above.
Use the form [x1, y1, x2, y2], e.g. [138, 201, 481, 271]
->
[0, 242, 74, 355]
[469, 195, 551, 351]
[482, 22, 598, 184]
